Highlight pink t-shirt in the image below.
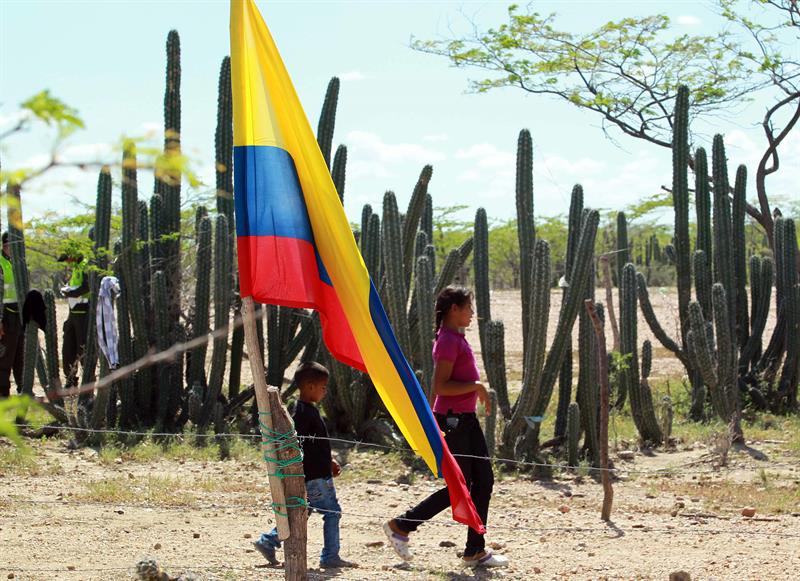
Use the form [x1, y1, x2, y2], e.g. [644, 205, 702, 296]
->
[431, 326, 480, 414]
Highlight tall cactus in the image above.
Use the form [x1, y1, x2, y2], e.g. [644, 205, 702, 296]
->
[415, 255, 435, 401]
[115, 245, 136, 428]
[501, 238, 551, 457]
[7, 183, 30, 316]
[615, 211, 629, 287]
[200, 214, 232, 428]
[502, 210, 599, 457]
[382, 191, 412, 357]
[402, 165, 433, 295]
[80, 168, 112, 390]
[159, 30, 183, 340]
[316, 77, 340, 169]
[712, 135, 736, 339]
[621, 264, 662, 444]
[189, 215, 212, 389]
[153, 271, 174, 427]
[215, 56, 234, 226]
[121, 143, 151, 421]
[566, 401, 581, 467]
[732, 164, 749, 349]
[421, 193, 433, 250]
[555, 187, 583, 437]
[474, 207, 491, 370]
[639, 86, 708, 419]
[687, 284, 743, 441]
[331, 144, 347, 203]
[43, 290, 61, 394]
[777, 219, 799, 405]
[485, 390, 498, 457]
[516, 129, 535, 366]
[485, 320, 510, 420]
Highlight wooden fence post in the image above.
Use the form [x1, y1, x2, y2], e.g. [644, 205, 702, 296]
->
[585, 298, 614, 521]
[268, 387, 308, 580]
[241, 297, 289, 538]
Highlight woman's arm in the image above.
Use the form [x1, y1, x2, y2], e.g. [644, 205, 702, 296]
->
[432, 359, 491, 414]
[433, 359, 482, 396]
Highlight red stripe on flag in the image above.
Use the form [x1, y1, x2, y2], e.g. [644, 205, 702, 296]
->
[440, 433, 487, 534]
[237, 234, 365, 372]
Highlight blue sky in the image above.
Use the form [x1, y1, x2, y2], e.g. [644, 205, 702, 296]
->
[1, 0, 798, 226]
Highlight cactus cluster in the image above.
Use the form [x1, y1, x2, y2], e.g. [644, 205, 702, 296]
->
[637, 84, 799, 430]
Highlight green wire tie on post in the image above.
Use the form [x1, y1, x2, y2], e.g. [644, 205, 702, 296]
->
[271, 496, 308, 517]
[257, 410, 305, 479]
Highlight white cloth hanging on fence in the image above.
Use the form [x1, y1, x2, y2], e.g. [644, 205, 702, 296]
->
[97, 275, 121, 368]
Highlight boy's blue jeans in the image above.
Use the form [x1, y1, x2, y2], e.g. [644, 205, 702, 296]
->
[257, 477, 341, 564]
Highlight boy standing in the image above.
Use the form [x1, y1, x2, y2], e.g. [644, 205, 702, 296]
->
[254, 362, 357, 569]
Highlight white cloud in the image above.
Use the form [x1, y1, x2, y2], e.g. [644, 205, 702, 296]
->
[339, 70, 365, 82]
[345, 130, 446, 179]
[59, 142, 115, 163]
[677, 15, 701, 26]
[0, 110, 29, 129]
[422, 133, 448, 143]
[139, 121, 161, 138]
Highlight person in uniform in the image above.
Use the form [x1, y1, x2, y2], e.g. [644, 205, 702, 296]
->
[0, 232, 24, 398]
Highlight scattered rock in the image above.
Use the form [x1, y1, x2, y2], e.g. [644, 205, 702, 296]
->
[645, 494, 656, 499]
[439, 540, 456, 547]
[741, 507, 756, 518]
[153, 543, 162, 550]
[366, 479, 382, 485]
[114, 457, 123, 464]
[193, 532, 201, 539]
[533, 566, 542, 574]
[243, 533, 252, 539]
[365, 541, 384, 548]
[618, 451, 635, 461]
[489, 541, 506, 550]
[558, 505, 571, 514]
[115, 509, 124, 515]
[8, 573, 15, 579]
[67, 566, 76, 571]
[669, 572, 691, 581]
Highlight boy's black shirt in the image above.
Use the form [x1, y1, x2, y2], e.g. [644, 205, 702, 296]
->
[293, 399, 332, 481]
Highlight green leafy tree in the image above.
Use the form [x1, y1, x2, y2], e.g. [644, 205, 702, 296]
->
[413, 1, 800, 244]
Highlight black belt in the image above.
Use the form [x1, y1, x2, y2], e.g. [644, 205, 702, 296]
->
[435, 411, 476, 419]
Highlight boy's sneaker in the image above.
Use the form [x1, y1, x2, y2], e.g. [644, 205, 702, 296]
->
[319, 557, 359, 569]
[253, 540, 278, 565]
[383, 521, 413, 561]
[463, 550, 509, 568]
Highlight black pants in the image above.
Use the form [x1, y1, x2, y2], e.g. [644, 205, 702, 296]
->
[0, 304, 24, 398]
[395, 412, 494, 557]
[62, 309, 88, 388]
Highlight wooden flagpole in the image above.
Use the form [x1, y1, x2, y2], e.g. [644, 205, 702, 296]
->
[241, 296, 290, 539]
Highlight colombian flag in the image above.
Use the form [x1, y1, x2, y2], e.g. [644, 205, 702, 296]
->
[230, 0, 484, 533]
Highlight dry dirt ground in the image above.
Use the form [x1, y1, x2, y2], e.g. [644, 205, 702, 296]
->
[4, 290, 793, 580]
[1, 437, 799, 581]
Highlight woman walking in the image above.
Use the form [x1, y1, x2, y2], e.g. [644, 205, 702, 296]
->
[384, 286, 508, 568]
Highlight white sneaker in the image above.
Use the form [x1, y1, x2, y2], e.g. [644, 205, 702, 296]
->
[383, 521, 413, 561]
[463, 550, 509, 568]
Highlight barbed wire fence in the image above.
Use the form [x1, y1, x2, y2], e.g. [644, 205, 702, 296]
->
[12, 421, 800, 477]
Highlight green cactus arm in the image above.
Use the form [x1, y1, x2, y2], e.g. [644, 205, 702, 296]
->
[316, 77, 340, 169]
[402, 165, 433, 295]
[331, 144, 347, 203]
[636, 272, 690, 369]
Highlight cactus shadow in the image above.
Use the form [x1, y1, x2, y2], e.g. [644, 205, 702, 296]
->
[732, 442, 769, 461]
[537, 480, 576, 495]
[602, 520, 625, 538]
